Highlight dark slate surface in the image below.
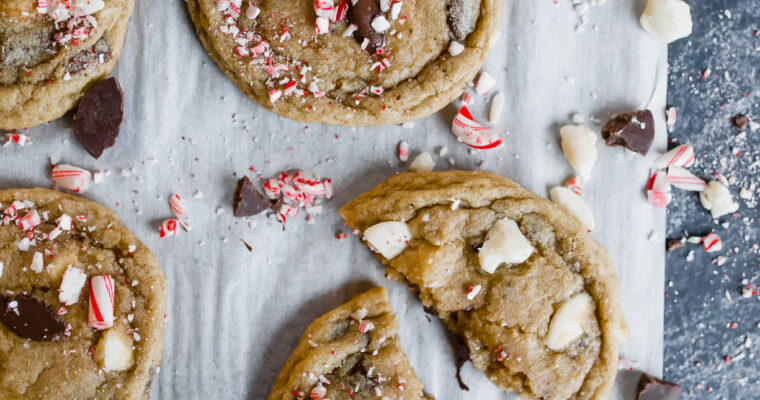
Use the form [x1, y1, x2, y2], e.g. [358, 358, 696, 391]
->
[665, 0, 760, 398]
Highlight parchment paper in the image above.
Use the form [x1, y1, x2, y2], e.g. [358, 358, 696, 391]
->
[0, 0, 667, 398]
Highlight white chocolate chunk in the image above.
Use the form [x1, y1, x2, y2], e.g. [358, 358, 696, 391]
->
[549, 187, 595, 231]
[30, 251, 44, 273]
[699, 181, 739, 218]
[364, 222, 411, 260]
[75, 0, 105, 14]
[59, 266, 87, 305]
[489, 92, 504, 122]
[475, 71, 496, 95]
[560, 125, 598, 182]
[409, 152, 435, 172]
[640, 0, 693, 43]
[545, 292, 594, 351]
[448, 41, 465, 56]
[95, 329, 134, 371]
[478, 218, 534, 274]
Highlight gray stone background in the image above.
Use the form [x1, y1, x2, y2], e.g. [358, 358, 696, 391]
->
[665, 0, 760, 398]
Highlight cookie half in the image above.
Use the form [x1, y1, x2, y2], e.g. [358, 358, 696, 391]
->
[187, 0, 502, 126]
[339, 171, 629, 400]
[0, 0, 134, 129]
[268, 287, 427, 400]
[0, 189, 166, 399]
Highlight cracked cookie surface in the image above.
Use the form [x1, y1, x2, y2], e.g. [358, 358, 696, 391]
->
[0, 189, 166, 399]
[339, 171, 628, 400]
[268, 287, 427, 400]
[0, 0, 134, 129]
[186, 0, 502, 126]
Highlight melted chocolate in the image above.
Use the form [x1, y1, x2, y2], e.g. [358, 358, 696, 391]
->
[348, 0, 385, 52]
[453, 336, 470, 391]
[0, 295, 66, 341]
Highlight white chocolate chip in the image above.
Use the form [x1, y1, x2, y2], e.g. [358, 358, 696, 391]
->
[545, 292, 593, 351]
[409, 152, 435, 172]
[699, 181, 739, 218]
[59, 266, 87, 306]
[95, 329, 134, 372]
[560, 125, 598, 182]
[478, 218, 534, 274]
[364, 222, 411, 259]
[475, 71, 496, 95]
[640, 0, 692, 43]
[246, 4, 260, 19]
[448, 41, 465, 56]
[30, 251, 43, 273]
[549, 187, 595, 231]
[489, 92, 504, 122]
[75, 0, 105, 14]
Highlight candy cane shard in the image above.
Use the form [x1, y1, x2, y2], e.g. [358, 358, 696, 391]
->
[52, 164, 92, 193]
[451, 106, 503, 150]
[653, 144, 695, 169]
[169, 194, 192, 231]
[159, 219, 179, 239]
[88, 275, 115, 330]
[59, 266, 87, 306]
[701, 233, 722, 252]
[646, 170, 672, 208]
[666, 166, 706, 191]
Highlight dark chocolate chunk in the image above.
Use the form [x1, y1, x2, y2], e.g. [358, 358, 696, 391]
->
[453, 336, 470, 391]
[0, 295, 66, 341]
[666, 239, 685, 252]
[348, 0, 385, 52]
[637, 373, 682, 400]
[731, 114, 748, 131]
[601, 110, 655, 156]
[446, 0, 482, 41]
[75, 77, 124, 159]
[233, 176, 273, 217]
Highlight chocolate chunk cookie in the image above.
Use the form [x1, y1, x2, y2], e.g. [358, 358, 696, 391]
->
[0, 0, 134, 129]
[340, 171, 629, 400]
[268, 287, 427, 400]
[186, 0, 502, 126]
[0, 189, 166, 399]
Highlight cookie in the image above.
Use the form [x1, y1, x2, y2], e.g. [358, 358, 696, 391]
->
[0, 189, 167, 399]
[339, 171, 629, 400]
[186, 0, 502, 126]
[0, 0, 134, 129]
[268, 287, 427, 400]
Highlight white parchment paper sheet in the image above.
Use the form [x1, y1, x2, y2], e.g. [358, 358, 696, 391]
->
[0, 0, 666, 398]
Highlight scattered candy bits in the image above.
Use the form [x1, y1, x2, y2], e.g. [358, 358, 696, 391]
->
[262, 170, 333, 223]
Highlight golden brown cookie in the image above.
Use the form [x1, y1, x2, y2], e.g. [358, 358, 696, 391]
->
[0, 0, 134, 129]
[339, 171, 629, 400]
[0, 189, 166, 399]
[268, 287, 427, 400]
[187, 0, 502, 126]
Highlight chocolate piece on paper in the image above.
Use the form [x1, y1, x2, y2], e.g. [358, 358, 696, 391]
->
[233, 176, 273, 217]
[75, 77, 125, 159]
[637, 373, 682, 400]
[601, 110, 655, 156]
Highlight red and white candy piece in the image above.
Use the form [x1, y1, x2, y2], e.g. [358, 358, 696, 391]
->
[18, 209, 41, 231]
[451, 106, 503, 150]
[702, 233, 722, 253]
[665, 106, 677, 131]
[159, 219, 179, 239]
[314, 0, 334, 18]
[398, 141, 409, 162]
[276, 204, 299, 222]
[323, 178, 334, 199]
[4, 133, 31, 147]
[293, 172, 326, 196]
[646, 170, 672, 208]
[262, 179, 281, 199]
[334, 0, 348, 21]
[315, 16, 330, 35]
[653, 144, 695, 169]
[169, 194, 192, 231]
[88, 275, 115, 330]
[475, 71, 496, 95]
[565, 176, 583, 196]
[666, 166, 706, 192]
[52, 164, 92, 193]
[59, 266, 87, 306]
[310, 386, 327, 400]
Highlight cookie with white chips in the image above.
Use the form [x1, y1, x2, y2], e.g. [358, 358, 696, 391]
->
[340, 171, 628, 400]
[0, 189, 166, 399]
[186, 0, 502, 126]
[0, 0, 135, 129]
[267, 287, 427, 400]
